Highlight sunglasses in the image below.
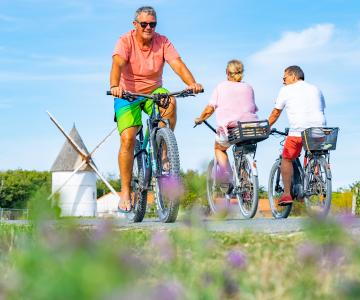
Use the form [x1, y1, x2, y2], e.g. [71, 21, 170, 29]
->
[137, 21, 157, 29]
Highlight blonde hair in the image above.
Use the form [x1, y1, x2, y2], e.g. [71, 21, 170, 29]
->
[226, 59, 244, 82]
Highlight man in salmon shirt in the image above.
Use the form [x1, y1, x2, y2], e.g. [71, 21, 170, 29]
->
[110, 6, 203, 212]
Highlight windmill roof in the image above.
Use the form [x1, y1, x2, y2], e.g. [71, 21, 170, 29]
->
[50, 125, 95, 172]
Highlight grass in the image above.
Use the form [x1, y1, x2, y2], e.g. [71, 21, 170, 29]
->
[1, 188, 359, 299]
[0, 216, 360, 300]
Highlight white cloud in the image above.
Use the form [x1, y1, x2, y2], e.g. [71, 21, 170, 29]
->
[251, 24, 334, 64]
[250, 23, 360, 66]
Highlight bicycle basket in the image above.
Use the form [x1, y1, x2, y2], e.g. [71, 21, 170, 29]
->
[301, 127, 339, 151]
[227, 120, 270, 145]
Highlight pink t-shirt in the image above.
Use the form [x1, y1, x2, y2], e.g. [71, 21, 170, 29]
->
[113, 30, 180, 93]
[209, 81, 258, 133]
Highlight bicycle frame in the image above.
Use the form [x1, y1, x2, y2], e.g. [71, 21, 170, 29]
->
[273, 134, 330, 201]
[135, 99, 170, 190]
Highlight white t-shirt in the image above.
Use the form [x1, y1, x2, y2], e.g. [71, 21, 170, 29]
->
[275, 80, 326, 137]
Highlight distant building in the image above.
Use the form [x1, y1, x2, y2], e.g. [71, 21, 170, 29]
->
[50, 125, 96, 217]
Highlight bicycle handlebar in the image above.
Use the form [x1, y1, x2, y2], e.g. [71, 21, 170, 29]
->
[193, 120, 217, 133]
[106, 89, 204, 99]
[270, 128, 289, 136]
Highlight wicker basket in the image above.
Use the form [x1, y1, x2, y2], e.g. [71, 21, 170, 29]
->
[227, 120, 270, 145]
[301, 127, 339, 151]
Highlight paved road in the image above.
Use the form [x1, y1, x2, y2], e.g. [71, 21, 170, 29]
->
[3, 217, 360, 234]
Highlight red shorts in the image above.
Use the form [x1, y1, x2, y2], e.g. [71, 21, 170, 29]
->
[282, 136, 303, 160]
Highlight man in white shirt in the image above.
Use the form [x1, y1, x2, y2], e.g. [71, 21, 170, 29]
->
[268, 65, 326, 205]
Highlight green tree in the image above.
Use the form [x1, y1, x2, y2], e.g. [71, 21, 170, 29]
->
[0, 170, 51, 208]
[96, 174, 121, 198]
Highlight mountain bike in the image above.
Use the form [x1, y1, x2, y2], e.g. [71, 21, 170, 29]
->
[195, 120, 270, 218]
[268, 127, 339, 218]
[107, 89, 202, 223]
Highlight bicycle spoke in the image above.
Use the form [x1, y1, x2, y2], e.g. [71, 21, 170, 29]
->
[304, 157, 331, 216]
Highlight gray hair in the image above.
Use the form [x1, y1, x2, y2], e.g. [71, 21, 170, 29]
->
[285, 65, 305, 80]
[134, 6, 157, 21]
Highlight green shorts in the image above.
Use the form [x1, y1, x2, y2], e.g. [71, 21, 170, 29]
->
[114, 87, 169, 134]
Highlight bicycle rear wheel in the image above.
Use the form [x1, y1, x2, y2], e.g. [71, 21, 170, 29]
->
[127, 140, 147, 222]
[235, 154, 259, 219]
[304, 156, 332, 217]
[154, 128, 181, 223]
[206, 159, 231, 215]
[268, 159, 292, 219]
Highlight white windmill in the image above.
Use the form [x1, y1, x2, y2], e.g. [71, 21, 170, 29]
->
[47, 111, 121, 217]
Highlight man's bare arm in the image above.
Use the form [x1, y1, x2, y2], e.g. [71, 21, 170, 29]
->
[268, 108, 282, 127]
[168, 57, 203, 93]
[194, 105, 215, 124]
[110, 55, 127, 97]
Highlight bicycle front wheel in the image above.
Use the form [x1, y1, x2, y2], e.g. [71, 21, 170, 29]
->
[268, 159, 292, 219]
[304, 156, 332, 217]
[235, 155, 259, 219]
[154, 128, 181, 223]
[206, 159, 230, 215]
[127, 139, 147, 223]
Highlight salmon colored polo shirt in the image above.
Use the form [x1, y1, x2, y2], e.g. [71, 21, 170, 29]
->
[113, 30, 180, 93]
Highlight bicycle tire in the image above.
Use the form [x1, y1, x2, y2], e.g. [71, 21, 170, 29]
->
[127, 140, 147, 222]
[154, 128, 180, 223]
[303, 156, 332, 217]
[235, 154, 259, 219]
[268, 159, 292, 219]
[206, 159, 230, 215]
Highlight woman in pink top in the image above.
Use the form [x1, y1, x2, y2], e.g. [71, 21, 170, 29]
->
[195, 60, 258, 179]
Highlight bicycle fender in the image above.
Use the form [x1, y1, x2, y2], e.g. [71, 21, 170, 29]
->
[246, 154, 258, 176]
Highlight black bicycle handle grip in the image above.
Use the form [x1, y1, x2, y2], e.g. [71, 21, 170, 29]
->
[106, 91, 112, 95]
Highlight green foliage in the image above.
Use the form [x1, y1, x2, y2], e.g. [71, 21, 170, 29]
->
[180, 169, 208, 209]
[331, 191, 353, 213]
[2, 214, 360, 299]
[96, 174, 121, 198]
[0, 170, 50, 208]
[258, 185, 268, 199]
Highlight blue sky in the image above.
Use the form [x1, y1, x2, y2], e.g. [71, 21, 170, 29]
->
[0, 0, 359, 189]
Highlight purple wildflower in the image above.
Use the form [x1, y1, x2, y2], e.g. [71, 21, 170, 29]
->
[150, 231, 175, 262]
[227, 249, 247, 269]
[92, 219, 114, 241]
[296, 241, 321, 264]
[323, 244, 346, 267]
[159, 176, 184, 201]
[151, 280, 184, 300]
[335, 213, 356, 229]
[213, 165, 233, 184]
[222, 271, 240, 298]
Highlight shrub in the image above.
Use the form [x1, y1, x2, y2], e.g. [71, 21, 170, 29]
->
[0, 170, 50, 208]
